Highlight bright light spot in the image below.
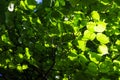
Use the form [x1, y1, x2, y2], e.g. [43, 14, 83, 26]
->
[23, 27, 26, 29]
[35, 0, 42, 4]
[22, 64, 28, 70]
[18, 53, 23, 58]
[55, 75, 60, 79]
[8, 3, 14, 12]
[64, 17, 68, 21]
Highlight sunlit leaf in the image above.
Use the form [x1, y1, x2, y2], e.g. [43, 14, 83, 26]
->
[1, 34, 11, 44]
[25, 0, 36, 10]
[115, 40, 120, 45]
[96, 33, 109, 44]
[91, 11, 100, 21]
[77, 40, 86, 51]
[68, 56, 77, 61]
[68, 49, 77, 61]
[18, 53, 24, 59]
[22, 64, 28, 70]
[99, 0, 109, 5]
[20, 1, 28, 10]
[25, 47, 31, 59]
[37, 17, 41, 24]
[94, 21, 107, 32]
[17, 64, 22, 71]
[83, 30, 96, 40]
[88, 52, 101, 64]
[98, 44, 109, 55]
[79, 53, 89, 63]
[87, 21, 96, 32]
[55, 0, 59, 7]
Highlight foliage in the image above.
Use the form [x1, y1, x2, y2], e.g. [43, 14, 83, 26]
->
[0, 0, 120, 80]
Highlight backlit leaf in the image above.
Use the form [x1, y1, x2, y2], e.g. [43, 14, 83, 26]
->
[77, 40, 86, 51]
[94, 21, 107, 32]
[87, 21, 96, 32]
[91, 11, 100, 21]
[98, 45, 109, 55]
[83, 30, 96, 40]
[96, 33, 109, 44]
[25, 47, 31, 59]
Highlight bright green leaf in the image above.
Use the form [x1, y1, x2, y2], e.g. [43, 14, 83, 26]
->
[17, 64, 22, 71]
[77, 40, 86, 51]
[96, 33, 109, 44]
[25, 0, 36, 10]
[68, 56, 77, 61]
[91, 11, 100, 21]
[1, 34, 11, 44]
[98, 44, 109, 55]
[22, 64, 28, 70]
[94, 21, 107, 32]
[83, 30, 96, 40]
[18, 53, 24, 59]
[115, 39, 120, 45]
[25, 47, 31, 59]
[87, 21, 96, 32]
[88, 52, 101, 64]
[55, 0, 59, 7]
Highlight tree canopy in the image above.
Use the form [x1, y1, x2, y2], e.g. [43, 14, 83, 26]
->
[0, 0, 120, 80]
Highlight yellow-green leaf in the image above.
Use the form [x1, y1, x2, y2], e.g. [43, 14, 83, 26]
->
[94, 21, 107, 32]
[98, 45, 109, 55]
[83, 30, 96, 40]
[91, 11, 100, 21]
[25, 47, 31, 59]
[96, 33, 109, 44]
[87, 21, 96, 32]
[77, 40, 86, 51]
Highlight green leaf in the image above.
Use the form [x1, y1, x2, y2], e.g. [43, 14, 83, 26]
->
[55, 0, 59, 7]
[83, 30, 96, 40]
[20, 1, 28, 10]
[100, 77, 110, 80]
[59, 0, 65, 6]
[115, 39, 120, 45]
[88, 52, 101, 64]
[96, 33, 109, 44]
[99, 61, 112, 73]
[98, 44, 109, 55]
[22, 64, 28, 70]
[87, 62, 98, 73]
[17, 64, 22, 71]
[25, 47, 31, 59]
[68, 49, 77, 61]
[87, 21, 96, 32]
[94, 21, 107, 32]
[91, 11, 100, 21]
[79, 53, 89, 63]
[25, 0, 36, 10]
[77, 40, 86, 51]
[1, 34, 11, 44]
